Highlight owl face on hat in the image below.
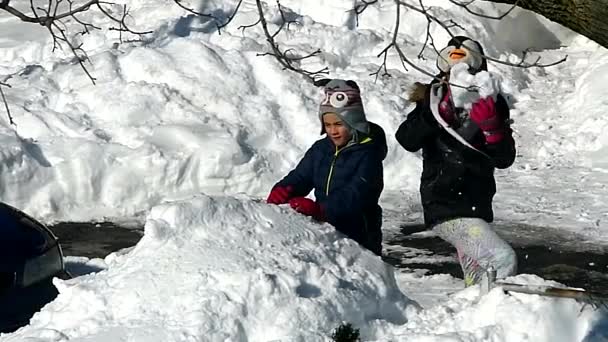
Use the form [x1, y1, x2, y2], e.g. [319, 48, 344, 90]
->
[437, 36, 486, 74]
[316, 79, 369, 135]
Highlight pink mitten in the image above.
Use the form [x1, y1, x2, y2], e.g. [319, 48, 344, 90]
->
[469, 97, 504, 144]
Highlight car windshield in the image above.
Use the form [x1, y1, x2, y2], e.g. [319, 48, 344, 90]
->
[0, 204, 52, 272]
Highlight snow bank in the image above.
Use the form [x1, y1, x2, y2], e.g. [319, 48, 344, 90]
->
[1, 0, 606, 231]
[567, 50, 608, 170]
[0, 0, 424, 222]
[2, 195, 415, 341]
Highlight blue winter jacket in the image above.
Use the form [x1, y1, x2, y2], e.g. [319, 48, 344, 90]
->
[274, 122, 387, 255]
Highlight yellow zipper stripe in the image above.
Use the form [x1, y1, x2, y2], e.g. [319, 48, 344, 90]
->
[326, 147, 340, 195]
[325, 137, 373, 195]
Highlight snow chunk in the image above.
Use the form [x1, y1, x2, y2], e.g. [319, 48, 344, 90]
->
[450, 63, 502, 110]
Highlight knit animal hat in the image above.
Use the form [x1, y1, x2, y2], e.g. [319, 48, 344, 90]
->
[436, 36, 487, 74]
[316, 79, 369, 135]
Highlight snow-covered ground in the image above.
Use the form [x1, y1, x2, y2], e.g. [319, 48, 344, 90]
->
[1, 0, 607, 340]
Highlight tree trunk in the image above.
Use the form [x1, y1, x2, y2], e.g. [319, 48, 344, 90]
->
[485, 0, 608, 48]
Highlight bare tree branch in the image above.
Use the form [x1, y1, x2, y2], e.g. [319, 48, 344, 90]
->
[179, 0, 327, 82]
[0, 0, 572, 122]
[172, 0, 244, 34]
[0, 0, 157, 124]
[397, 0, 459, 38]
[1, 0, 152, 85]
[415, 0, 436, 60]
[371, 1, 441, 82]
[449, 0, 521, 20]
[272, 0, 300, 38]
[485, 50, 568, 68]
[354, 0, 379, 14]
[374, 0, 568, 83]
[254, 0, 328, 82]
[370, 0, 567, 95]
[97, 3, 153, 36]
[370, 44, 393, 81]
[0, 0, 97, 23]
[172, 0, 216, 20]
[238, 18, 261, 34]
[0, 83, 15, 126]
[52, 20, 97, 82]
[352, 0, 379, 26]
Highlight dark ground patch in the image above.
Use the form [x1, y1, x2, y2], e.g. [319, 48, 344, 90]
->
[50, 222, 143, 259]
[383, 223, 608, 294]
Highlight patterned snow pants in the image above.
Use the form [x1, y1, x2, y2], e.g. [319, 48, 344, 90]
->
[433, 217, 517, 286]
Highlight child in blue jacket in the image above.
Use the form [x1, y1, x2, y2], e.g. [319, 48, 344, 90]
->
[267, 79, 387, 256]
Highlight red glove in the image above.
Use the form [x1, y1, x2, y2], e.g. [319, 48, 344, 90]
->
[266, 185, 293, 204]
[288, 197, 325, 221]
[469, 97, 505, 144]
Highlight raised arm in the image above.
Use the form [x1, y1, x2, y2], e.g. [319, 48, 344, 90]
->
[395, 85, 441, 152]
[478, 94, 516, 169]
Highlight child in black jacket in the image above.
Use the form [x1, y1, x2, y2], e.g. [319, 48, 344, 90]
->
[396, 36, 517, 286]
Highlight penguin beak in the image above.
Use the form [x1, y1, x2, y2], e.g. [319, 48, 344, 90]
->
[449, 48, 467, 60]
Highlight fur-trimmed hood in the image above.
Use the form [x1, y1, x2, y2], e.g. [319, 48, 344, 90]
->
[408, 82, 429, 103]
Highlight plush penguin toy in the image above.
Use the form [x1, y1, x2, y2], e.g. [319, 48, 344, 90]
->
[436, 36, 487, 74]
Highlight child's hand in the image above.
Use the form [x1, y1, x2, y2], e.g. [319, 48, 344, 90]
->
[469, 97, 504, 144]
[289, 197, 325, 221]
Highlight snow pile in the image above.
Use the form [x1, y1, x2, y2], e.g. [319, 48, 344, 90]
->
[2, 195, 415, 341]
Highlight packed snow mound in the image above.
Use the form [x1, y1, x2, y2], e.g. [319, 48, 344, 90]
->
[2, 195, 415, 342]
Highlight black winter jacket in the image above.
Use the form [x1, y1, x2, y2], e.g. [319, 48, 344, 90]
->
[395, 81, 516, 227]
[275, 123, 387, 255]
